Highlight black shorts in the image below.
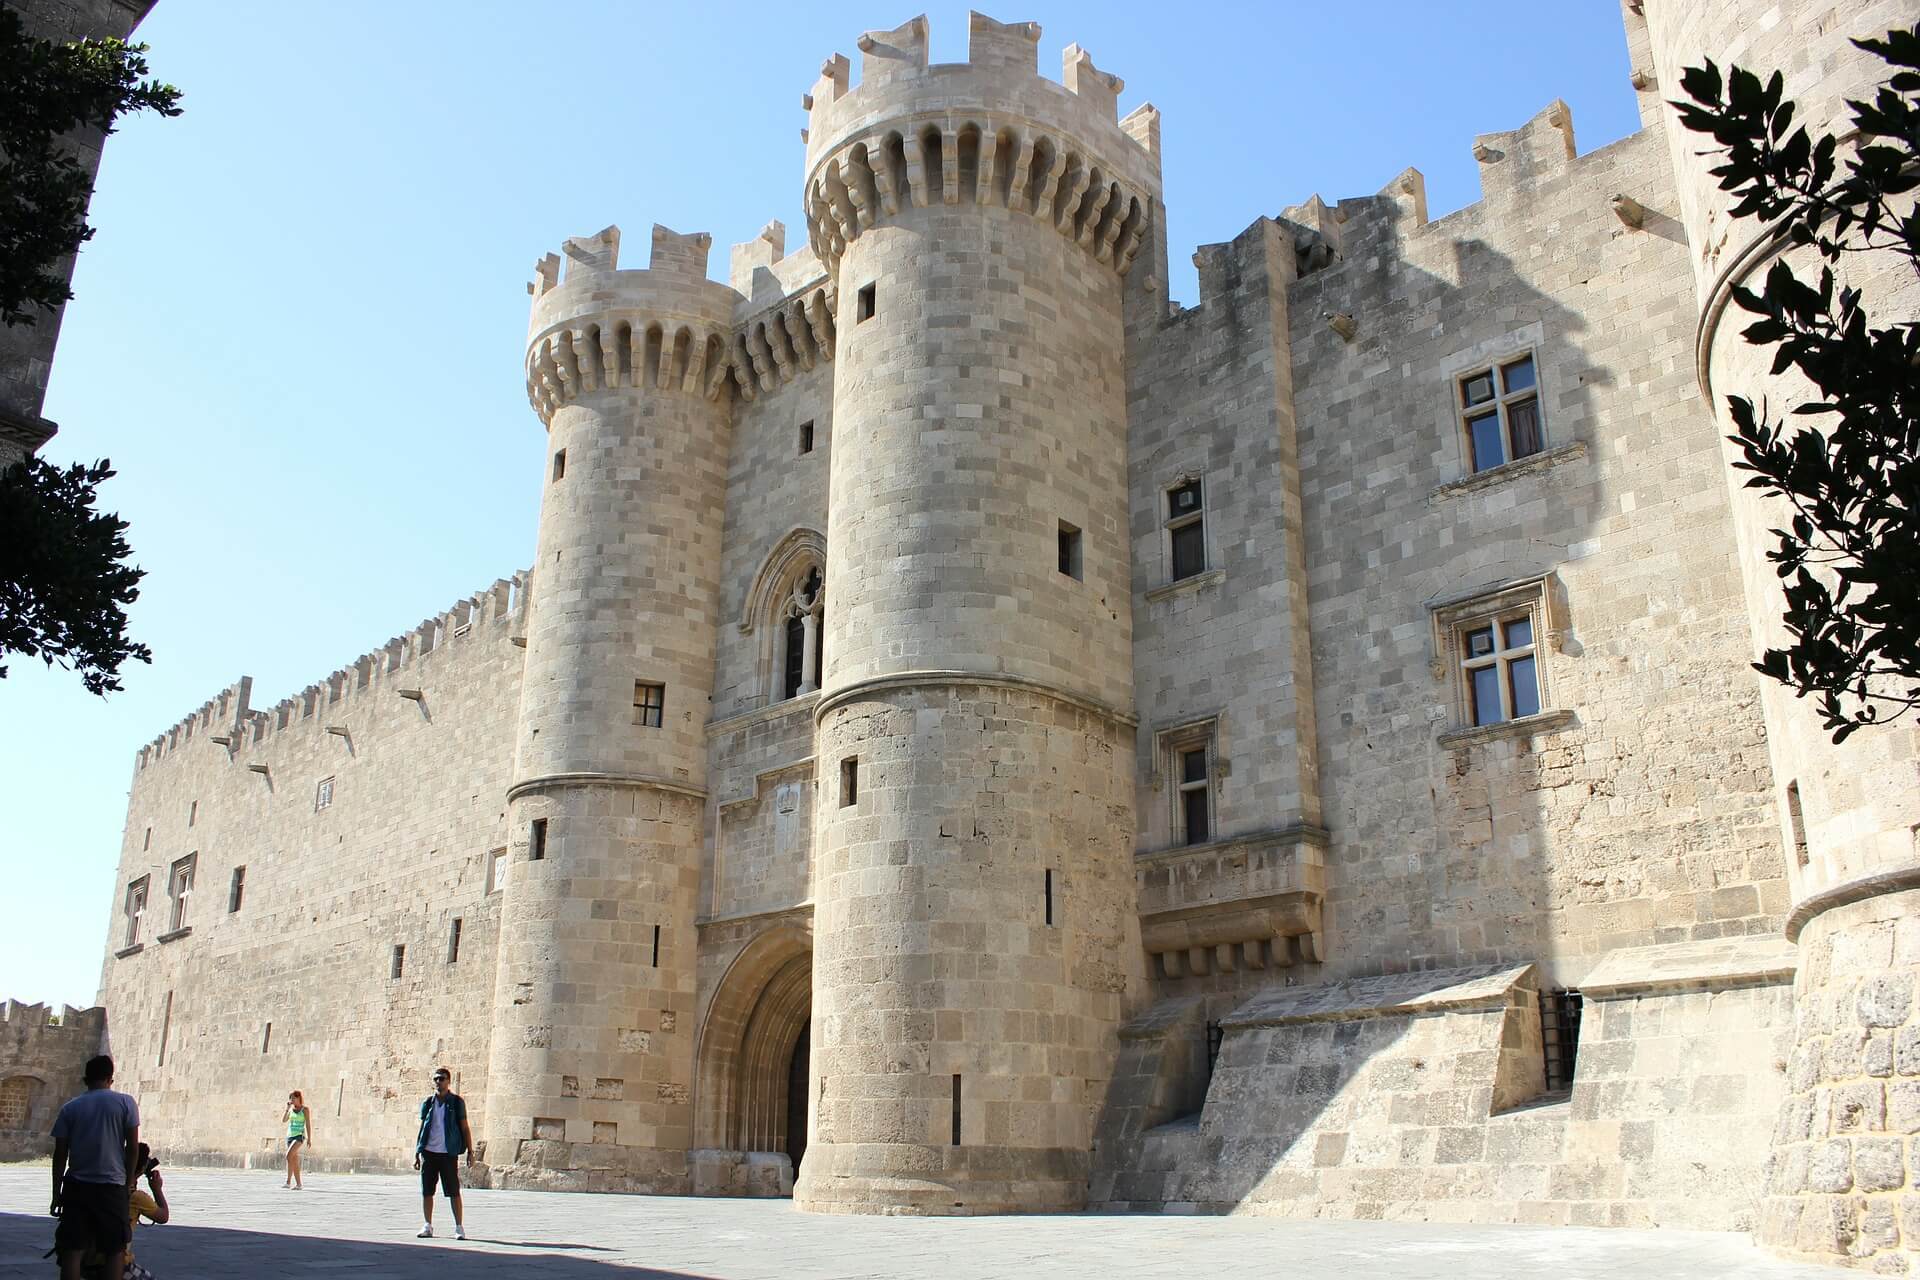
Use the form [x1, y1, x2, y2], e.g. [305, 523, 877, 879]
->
[420, 1152, 461, 1198]
[54, 1178, 130, 1256]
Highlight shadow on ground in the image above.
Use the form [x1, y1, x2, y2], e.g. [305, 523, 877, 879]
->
[0, 1212, 709, 1278]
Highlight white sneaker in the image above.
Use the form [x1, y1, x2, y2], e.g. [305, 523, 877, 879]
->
[416, 1224, 433, 1238]
[454, 1225, 467, 1240]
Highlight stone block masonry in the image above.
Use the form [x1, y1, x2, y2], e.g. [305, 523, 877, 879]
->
[89, 2, 1910, 1268]
[0, 1002, 108, 1160]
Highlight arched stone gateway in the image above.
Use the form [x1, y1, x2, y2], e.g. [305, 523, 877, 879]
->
[692, 925, 813, 1197]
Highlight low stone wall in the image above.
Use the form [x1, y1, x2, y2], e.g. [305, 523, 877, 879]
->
[0, 1003, 107, 1161]
[1092, 941, 1793, 1229]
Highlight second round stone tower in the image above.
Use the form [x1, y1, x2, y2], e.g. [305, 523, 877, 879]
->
[485, 225, 737, 1191]
[795, 14, 1156, 1214]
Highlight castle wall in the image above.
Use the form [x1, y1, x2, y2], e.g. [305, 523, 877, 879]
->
[0, 1003, 108, 1160]
[1290, 120, 1786, 986]
[97, 586, 525, 1171]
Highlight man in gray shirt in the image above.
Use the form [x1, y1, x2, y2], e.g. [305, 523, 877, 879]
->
[50, 1054, 140, 1280]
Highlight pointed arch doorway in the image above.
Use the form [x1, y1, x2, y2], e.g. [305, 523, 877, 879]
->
[694, 925, 812, 1195]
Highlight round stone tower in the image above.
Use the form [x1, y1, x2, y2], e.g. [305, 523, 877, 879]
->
[1637, 0, 1920, 1266]
[793, 15, 1155, 1214]
[485, 223, 738, 1191]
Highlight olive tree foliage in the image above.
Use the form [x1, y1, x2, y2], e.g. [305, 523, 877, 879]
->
[0, 7, 177, 694]
[1674, 26, 1920, 742]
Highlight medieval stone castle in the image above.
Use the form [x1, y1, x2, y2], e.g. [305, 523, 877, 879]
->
[52, 0, 1919, 1269]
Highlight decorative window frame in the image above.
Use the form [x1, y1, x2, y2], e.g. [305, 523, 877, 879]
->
[1151, 712, 1227, 848]
[1146, 470, 1225, 601]
[1433, 323, 1584, 493]
[314, 776, 335, 812]
[738, 527, 827, 708]
[165, 853, 197, 934]
[123, 875, 150, 949]
[1428, 573, 1576, 745]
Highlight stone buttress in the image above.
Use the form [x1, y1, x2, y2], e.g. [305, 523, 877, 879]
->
[484, 225, 738, 1190]
[793, 14, 1155, 1214]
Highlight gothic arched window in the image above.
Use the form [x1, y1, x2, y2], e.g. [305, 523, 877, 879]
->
[780, 567, 824, 701]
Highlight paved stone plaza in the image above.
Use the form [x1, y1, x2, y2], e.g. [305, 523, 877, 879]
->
[0, 1167, 1844, 1278]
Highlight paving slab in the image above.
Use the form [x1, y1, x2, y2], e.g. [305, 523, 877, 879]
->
[0, 1167, 1842, 1279]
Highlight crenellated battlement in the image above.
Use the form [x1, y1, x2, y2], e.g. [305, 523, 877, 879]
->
[134, 572, 530, 773]
[800, 12, 1159, 279]
[524, 223, 742, 423]
[0, 1000, 106, 1033]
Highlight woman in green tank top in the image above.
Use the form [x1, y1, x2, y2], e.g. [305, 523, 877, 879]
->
[282, 1090, 312, 1189]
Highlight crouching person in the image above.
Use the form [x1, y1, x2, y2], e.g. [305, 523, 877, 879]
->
[83, 1146, 169, 1280]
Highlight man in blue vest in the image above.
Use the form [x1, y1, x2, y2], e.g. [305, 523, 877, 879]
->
[413, 1067, 474, 1240]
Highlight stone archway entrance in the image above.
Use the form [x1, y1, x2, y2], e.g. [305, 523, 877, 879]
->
[693, 926, 812, 1196]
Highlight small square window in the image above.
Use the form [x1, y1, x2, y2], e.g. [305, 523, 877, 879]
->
[856, 283, 876, 322]
[1057, 521, 1082, 580]
[314, 776, 334, 812]
[552, 449, 567, 482]
[634, 680, 665, 728]
[840, 757, 859, 808]
[529, 818, 548, 861]
[1457, 353, 1546, 474]
[798, 421, 815, 455]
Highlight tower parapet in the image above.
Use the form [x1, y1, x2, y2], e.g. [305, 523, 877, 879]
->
[801, 13, 1158, 279]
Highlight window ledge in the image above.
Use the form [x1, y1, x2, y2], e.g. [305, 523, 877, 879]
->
[113, 943, 144, 960]
[1145, 567, 1226, 604]
[156, 926, 193, 944]
[1437, 708, 1577, 749]
[1430, 440, 1587, 502]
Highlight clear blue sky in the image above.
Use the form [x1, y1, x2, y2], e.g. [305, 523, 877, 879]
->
[1, 2, 1639, 1008]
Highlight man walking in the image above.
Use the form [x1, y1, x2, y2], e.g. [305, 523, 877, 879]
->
[49, 1054, 140, 1280]
[413, 1066, 474, 1240]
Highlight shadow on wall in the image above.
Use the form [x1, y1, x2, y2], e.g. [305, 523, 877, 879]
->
[1101, 99, 1788, 1228]
[0, 1213, 701, 1278]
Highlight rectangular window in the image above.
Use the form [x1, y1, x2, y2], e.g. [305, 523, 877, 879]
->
[951, 1074, 962, 1146]
[798, 421, 815, 455]
[529, 818, 548, 862]
[1462, 612, 1539, 727]
[314, 776, 334, 812]
[1057, 521, 1082, 580]
[1043, 868, 1054, 927]
[157, 991, 172, 1068]
[187, 800, 197, 828]
[142, 827, 151, 852]
[261, 1022, 272, 1055]
[228, 866, 246, 914]
[447, 918, 463, 964]
[551, 449, 566, 482]
[634, 680, 665, 728]
[1179, 748, 1211, 845]
[390, 944, 405, 979]
[167, 855, 196, 932]
[486, 848, 509, 894]
[1166, 479, 1206, 582]
[124, 877, 149, 948]
[1458, 353, 1544, 473]
[840, 757, 859, 808]
[856, 283, 876, 323]
[651, 923, 661, 968]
